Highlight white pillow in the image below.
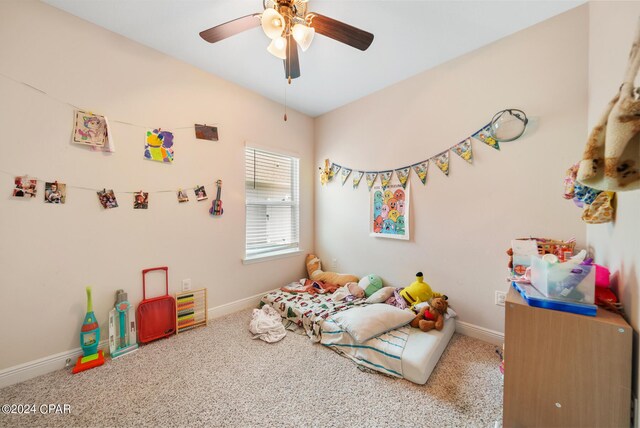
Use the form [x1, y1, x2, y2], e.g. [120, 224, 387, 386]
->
[330, 304, 415, 343]
[365, 286, 395, 304]
[413, 301, 458, 319]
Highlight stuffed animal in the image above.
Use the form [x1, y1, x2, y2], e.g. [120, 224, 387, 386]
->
[358, 274, 383, 297]
[399, 272, 443, 307]
[305, 254, 359, 286]
[410, 296, 449, 332]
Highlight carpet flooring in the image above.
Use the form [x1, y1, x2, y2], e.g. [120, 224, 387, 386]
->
[0, 309, 503, 427]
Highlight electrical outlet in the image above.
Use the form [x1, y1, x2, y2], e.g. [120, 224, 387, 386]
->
[331, 258, 338, 269]
[495, 290, 507, 306]
[182, 279, 191, 291]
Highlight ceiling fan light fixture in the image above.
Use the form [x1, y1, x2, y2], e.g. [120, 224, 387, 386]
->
[292, 23, 315, 51]
[267, 36, 288, 59]
[261, 8, 285, 39]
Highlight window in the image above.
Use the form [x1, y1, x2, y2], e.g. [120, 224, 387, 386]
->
[245, 147, 299, 260]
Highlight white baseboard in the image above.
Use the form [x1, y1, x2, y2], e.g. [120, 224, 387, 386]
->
[207, 290, 269, 319]
[0, 291, 269, 390]
[0, 339, 108, 390]
[455, 320, 504, 345]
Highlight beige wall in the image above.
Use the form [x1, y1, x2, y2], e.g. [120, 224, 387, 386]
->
[587, 0, 640, 415]
[314, 6, 589, 334]
[0, 0, 314, 370]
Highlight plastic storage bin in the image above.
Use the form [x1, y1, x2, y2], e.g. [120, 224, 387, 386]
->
[530, 257, 595, 304]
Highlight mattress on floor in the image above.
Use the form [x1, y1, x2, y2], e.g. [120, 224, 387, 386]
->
[260, 289, 366, 341]
[321, 317, 455, 384]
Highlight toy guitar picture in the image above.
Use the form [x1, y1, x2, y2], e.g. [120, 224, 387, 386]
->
[210, 180, 223, 216]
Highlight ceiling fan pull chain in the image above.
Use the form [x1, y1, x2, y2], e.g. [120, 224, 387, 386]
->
[284, 79, 288, 122]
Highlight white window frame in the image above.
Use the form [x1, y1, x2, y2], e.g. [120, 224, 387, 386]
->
[243, 146, 301, 263]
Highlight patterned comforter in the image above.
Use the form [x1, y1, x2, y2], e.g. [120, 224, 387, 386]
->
[259, 289, 366, 342]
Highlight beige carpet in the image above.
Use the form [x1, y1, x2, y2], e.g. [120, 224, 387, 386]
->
[0, 309, 503, 427]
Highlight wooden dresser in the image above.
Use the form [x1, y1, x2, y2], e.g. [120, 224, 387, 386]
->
[503, 287, 632, 427]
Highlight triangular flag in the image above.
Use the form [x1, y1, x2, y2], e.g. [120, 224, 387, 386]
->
[432, 151, 450, 176]
[329, 163, 341, 180]
[379, 170, 393, 189]
[452, 138, 473, 164]
[412, 161, 429, 185]
[472, 123, 500, 150]
[353, 171, 364, 189]
[365, 172, 378, 191]
[395, 167, 411, 189]
[340, 167, 352, 185]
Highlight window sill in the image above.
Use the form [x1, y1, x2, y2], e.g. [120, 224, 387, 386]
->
[242, 248, 304, 265]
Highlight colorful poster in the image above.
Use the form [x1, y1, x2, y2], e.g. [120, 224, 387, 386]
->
[73, 111, 109, 147]
[340, 167, 352, 185]
[433, 151, 450, 176]
[12, 176, 37, 198]
[134, 191, 149, 209]
[195, 185, 208, 201]
[353, 171, 364, 189]
[370, 178, 410, 240]
[395, 167, 411, 189]
[194, 124, 219, 141]
[330, 163, 341, 180]
[379, 171, 393, 189]
[365, 172, 378, 191]
[177, 189, 189, 203]
[452, 138, 473, 164]
[97, 189, 118, 209]
[472, 124, 500, 150]
[412, 161, 429, 185]
[145, 129, 175, 163]
[44, 181, 65, 204]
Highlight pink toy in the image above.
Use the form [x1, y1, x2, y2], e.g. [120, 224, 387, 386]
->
[594, 264, 610, 288]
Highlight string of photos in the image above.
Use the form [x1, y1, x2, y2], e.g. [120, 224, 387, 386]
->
[320, 109, 529, 191]
[0, 71, 225, 213]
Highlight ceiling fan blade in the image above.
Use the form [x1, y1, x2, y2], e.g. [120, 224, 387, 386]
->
[284, 36, 301, 80]
[307, 13, 374, 51]
[199, 14, 261, 43]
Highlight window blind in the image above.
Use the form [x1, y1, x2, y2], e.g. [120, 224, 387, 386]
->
[245, 147, 299, 257]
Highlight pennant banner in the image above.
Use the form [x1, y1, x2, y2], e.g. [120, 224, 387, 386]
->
[353, 171, 364, 189]
[412, 161, 429, 185]
[472, 123, 500, 151]
[395, 167, 411, 189]
[365, 172, 378, 190]
[452, 138, 473, 164]
[329, 163, 341, 180]
[379, 170, 393, 189]
[433, 151, 450, 176]
[340, 167, 352, 185]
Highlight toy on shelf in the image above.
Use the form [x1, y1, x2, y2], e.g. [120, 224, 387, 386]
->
[72, 286, 105, 374]
[176, 288, 208, 333]
[136, 267, 176, 344]
[108, 289, 138, 358]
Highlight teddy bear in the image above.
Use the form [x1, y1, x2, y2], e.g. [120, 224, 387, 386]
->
[410, 296, 449, 332]
[305, 254, 359, 286]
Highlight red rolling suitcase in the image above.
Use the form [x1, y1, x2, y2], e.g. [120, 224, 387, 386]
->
[137, 266, 176, 344]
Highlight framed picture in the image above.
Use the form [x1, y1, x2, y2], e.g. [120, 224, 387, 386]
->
[370, 178, 410, 240]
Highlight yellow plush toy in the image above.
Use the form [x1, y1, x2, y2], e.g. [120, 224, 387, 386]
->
[400, 272, 443, 307]
[305, 254, 359, 286]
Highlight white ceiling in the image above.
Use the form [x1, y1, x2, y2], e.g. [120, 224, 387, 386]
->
[43, 0, 583, 117]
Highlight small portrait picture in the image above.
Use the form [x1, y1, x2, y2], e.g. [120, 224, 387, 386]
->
[73, 111, 109, 147]
[44, 181, 66, 204]
[177, 189, 189, 203]
[97, 189, 118, 209]
[194, 124, 219, 141]
[12, 176, 37, 198]
[134, 191, 149, 209]
[194, 185, 208, 201]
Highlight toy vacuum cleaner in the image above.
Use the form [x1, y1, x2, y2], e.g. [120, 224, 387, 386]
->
[72, 286, 105, 374]
[108, 289, 138, 358]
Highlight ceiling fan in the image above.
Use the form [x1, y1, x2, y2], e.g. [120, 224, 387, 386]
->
[199, 0, 374, 82]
